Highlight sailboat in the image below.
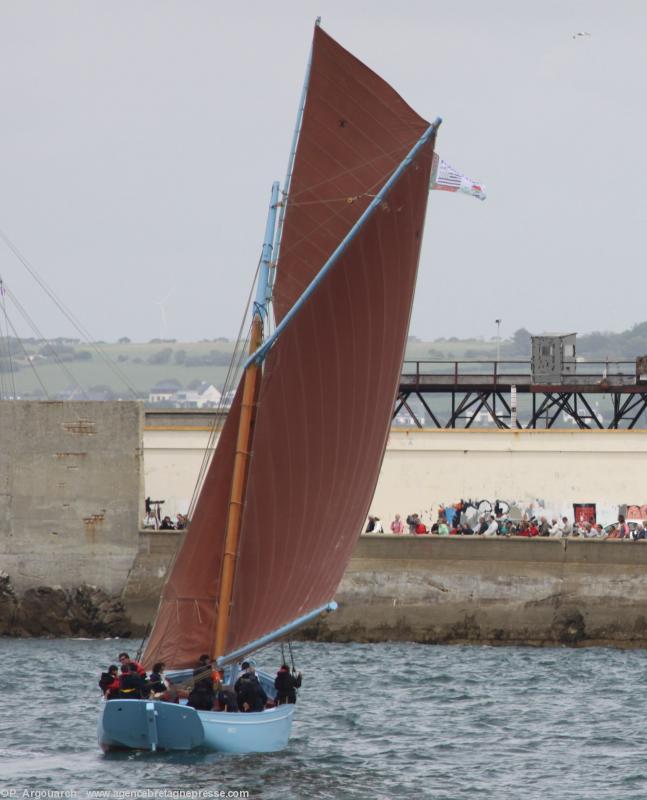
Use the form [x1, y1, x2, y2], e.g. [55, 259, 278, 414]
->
[98, 21, 441, 753]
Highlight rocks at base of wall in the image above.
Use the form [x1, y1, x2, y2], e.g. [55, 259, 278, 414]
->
[298, 604, 647, 649]
[0, 572, 132, 638]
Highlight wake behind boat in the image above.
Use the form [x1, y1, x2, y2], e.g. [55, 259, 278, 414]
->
[99, 20, 443, 754]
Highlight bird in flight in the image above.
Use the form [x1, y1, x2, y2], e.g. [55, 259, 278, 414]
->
[572, 31, 591, 39]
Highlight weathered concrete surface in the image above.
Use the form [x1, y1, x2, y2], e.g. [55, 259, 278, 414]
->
[121, 531, 180, 629]
[120, 532, 647, 646]
[0, 400, 143, 594]
[301, 535, 647, 647]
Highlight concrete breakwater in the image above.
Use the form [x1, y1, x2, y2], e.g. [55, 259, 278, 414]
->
[3, 400, 647, 645]
[302, 535, 647, 647]
[3, 531, 647, 645]
[118, 532, 647, 647]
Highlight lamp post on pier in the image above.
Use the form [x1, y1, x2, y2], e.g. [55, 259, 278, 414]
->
[495, 319, 502, 363]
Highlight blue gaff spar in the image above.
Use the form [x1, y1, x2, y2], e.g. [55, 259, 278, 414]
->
[98, 21, 441, 754]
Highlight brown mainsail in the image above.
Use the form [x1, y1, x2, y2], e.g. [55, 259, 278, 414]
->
[143, 24, 437, 669]
[272, 25, 429, 323]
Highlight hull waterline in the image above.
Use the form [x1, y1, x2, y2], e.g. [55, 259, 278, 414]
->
[98, 699, 295, 754]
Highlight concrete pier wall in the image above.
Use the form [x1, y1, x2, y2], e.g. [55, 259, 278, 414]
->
[313, 535, 647, 646]
[0, 400, 142, 594]
[119, 531, 647, 646]
[3, 403, 647, 646]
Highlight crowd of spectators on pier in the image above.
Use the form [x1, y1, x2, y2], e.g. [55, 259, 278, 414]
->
[364, 510, 646, 540]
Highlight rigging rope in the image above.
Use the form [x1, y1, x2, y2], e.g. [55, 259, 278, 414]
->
[273, 147, 416, 268]
[0, 227, 138, 398]
[0, 278, 17, 399]
[186, 252, 264, 522]
[2, 283, 88, 399]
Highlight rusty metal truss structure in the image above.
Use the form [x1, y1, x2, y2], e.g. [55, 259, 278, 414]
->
[395, 360, 647, 429]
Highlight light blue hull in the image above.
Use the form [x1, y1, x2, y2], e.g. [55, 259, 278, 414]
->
[98, 699, 294, 754]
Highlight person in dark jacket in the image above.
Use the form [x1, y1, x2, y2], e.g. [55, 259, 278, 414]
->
[99, 665, 120, 700]
[119, 663, 146, 699]
[234, 661, 267, 712]
[148, 662, 168, 697]
[187, 655, 214, 711]
[274, 664, 302, 705]
[216, 686, 239, 712]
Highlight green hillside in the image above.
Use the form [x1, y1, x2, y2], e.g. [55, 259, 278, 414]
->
[1, 324, 646, 399]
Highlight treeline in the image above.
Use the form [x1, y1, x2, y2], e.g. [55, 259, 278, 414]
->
[502, 324, 647, 360]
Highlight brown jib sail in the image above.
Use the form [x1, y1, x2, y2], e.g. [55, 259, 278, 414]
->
[143, 25, 436, 669]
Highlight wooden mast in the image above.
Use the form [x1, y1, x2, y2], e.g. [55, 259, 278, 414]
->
[213, 315, 263, 659]
[213, 182, 279, 660]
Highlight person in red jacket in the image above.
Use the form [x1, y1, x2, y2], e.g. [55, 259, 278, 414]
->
[99, 665, 120, 699]
[118, 652, 146, 677]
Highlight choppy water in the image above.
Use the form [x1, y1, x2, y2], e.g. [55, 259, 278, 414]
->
[1, 639, 646, 798]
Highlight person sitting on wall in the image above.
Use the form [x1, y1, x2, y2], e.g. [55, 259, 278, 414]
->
[160, 515, 175, 530]
[372, 517, 384, 533]
[483, 516, 498, 537]
[99, 665, 120, 700]
[414, 520, 428, 535]
[406, 513, 420, 534]
[632, 523, 647, 541]
[274, 663, 302, 705]
[235, 660, 267, 712]
[528, 520, 540, 537]
[475, 516, 489, 535]
[617, 515, 630, 539]
[390, 514, 404, 534]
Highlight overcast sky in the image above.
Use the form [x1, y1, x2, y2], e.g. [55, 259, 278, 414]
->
[0, 1, 645, 344]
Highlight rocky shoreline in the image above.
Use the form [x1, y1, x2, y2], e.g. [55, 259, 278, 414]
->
[0, 572, 133, 638]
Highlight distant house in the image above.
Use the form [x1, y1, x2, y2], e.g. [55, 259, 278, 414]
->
[147, 381, 222, 408]
[174, 384, 222, 408]
[148, 380, 182, 404]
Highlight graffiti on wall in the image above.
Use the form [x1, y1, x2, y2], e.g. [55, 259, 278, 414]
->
[573, 503, 596, 525]
[431, 498, 643, 527]
[622, 504, 647, 520]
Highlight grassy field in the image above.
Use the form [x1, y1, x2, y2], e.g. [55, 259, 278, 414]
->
[1, 336, 501, 398]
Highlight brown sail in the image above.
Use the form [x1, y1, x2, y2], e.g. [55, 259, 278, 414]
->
[223, 136, 434, 654]
[142, 386, 244, 668]
[273, 25, 429, 323]
[142, 24, 436, 666]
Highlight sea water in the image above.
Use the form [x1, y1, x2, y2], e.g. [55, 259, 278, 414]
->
[0, 638, 646, 799]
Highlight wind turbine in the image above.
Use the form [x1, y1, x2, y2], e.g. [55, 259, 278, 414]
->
[152, 286, 175, 340]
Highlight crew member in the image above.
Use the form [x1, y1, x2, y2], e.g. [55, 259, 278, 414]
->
[274, 663, 302, 705]
[234, 660, 267, 712]
[118, 652, 146, 678]
[99, 665, 120, 700]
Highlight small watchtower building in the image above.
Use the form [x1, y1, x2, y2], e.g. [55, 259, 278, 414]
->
[531, 333, 577, 384]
